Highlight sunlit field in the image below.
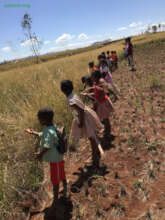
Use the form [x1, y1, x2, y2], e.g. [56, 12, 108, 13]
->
[0, 31, 165, 219]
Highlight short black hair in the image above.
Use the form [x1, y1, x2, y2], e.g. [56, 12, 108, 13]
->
[98, 55, 102, 60]
[92, 70, 102, 80]
[61, 80, 73, 94]
[81, 76, 87, 84]
[98, 54, 105, 60]
[86, 76, 93, 86]
[100, 59, 108, 66]
[107, 51, 110, 54]
[88, 61, 94, 68]
[37, 107, 54, 122]
[125, 37, 131, 42]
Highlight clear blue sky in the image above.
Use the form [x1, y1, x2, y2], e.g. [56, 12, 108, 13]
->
[0, 0, 165, 62]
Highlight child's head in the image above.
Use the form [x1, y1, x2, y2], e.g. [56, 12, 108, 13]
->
[98, 54, 102, 61]
[81, 76, 87, 84]
[98, 54, 105, 62]
[125, 37, 131, 43]
[88, 61, 94, 68]
[107, 51, 110, 55]
[92, 70, 102, 83]
[100, 59, 108, 67]
[61, 80, 73, 96]
[86, 76, 93, 87]
[37, 107, 54, 126]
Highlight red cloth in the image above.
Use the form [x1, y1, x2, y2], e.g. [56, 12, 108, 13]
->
[94, 83, 108, 103]
[50, 161, 66, 186]
[111, 54, 115, 61]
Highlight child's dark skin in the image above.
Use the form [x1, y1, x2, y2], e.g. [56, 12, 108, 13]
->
[25, 117, 67, 200]
[85, 73, 113, 137]
[62, 88, 85, 128]
[61, 81, 104, 167]
[25, 118, 52, 161]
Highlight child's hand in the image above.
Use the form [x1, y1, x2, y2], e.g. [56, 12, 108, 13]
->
[25, 128, 34, 134]
[81, 92, 87, 96]
[25, 129, 39, 136]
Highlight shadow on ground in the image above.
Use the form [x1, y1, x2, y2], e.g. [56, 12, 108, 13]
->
[71, 164, 109, 194]
[100, 134, 116, 151]
[44, 196, 73, 220]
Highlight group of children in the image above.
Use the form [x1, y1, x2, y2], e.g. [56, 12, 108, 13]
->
[87, 50, 118, 75]
[106, 50, 118, 70]
[25, 48, 121, 202]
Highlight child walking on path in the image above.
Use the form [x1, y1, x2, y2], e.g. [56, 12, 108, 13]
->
[25, 107, 67, 201]
[61, 80, 104, 168]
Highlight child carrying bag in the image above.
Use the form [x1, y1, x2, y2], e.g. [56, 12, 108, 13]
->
[55, 126, 68, 154]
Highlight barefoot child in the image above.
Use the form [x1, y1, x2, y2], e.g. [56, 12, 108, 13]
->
[99, 60, 119, 100]
[125, 37, 136, 71]
[114, 51, 118, 69]
[110, 50, 115, 60]
[85, 71, 114, 137]
[106, 51, 112, 71]
[106, 51, 110, 60]
[25, 107, 67, 201]
[61, 80, 104, 168]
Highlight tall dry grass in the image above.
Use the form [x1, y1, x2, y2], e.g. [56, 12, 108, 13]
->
[0, 32, 165, 219]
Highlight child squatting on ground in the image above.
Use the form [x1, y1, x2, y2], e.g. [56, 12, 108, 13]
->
[25, 107, 67, 201]
[61, 80, 104, 168]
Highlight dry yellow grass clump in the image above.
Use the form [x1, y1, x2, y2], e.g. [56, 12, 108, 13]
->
[0, 31, 165, 219]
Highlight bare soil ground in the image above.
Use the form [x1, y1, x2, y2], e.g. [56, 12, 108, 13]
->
[28, 40, 165, 220]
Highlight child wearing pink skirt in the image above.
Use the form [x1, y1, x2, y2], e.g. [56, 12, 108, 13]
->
[100, 60, 120, 98]
[61, 80, 104, 167]
[84, 71, 114, 137]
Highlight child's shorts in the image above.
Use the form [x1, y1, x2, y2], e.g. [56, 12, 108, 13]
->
[50, 161, 66, 186]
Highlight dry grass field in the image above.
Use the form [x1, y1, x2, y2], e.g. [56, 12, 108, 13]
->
[0, 31, 165, 219]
